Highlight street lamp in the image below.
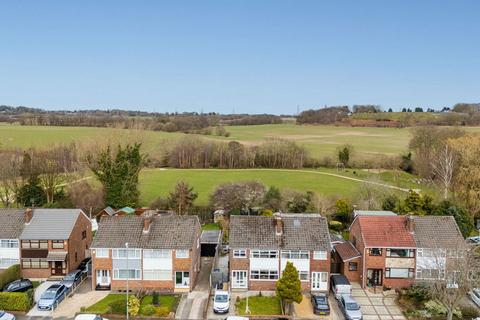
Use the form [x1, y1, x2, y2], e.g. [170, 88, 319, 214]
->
[125, 242, 129, 320]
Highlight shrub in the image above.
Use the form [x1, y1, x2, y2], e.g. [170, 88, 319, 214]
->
[0, 290, 33, 311]
[109, 299, 127, 314]
[0, 264, 21, 289]
[329, 220, 343, 232]
[128, 296, 140, 316]
[460, 306, 480, 319]
[424, 300, 461, 318]
[152, 292, 160, 306]
[142, 304, 156, 316]
[155, 306, 170, 317]
[404, 284, 431, 303]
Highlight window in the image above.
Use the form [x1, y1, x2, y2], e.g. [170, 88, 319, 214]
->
[298, 271, 309, 281]
[144, 249, 171, 258]
[0, 258, 19, 268]
[250, 269, 278, 280]
[348, 262, 358, 271]
[176, 250, 189, 259]
[112, 249, 141, 259]
[385, 268, 414, 279]
[52, 240, 64, 249]
[281, 250, 309, 259]
[313, 251, 327, 260]
[95, 248, 109, 258]
[251, 250, 278, 259]
[0, 240, 19, 248]
[21, 240, 48, 249]
[233, 250, 246, 258]
[21, 258, 49, 269]
[75, 252, 78, 262]
[82, 230, 87, 239]
[386, 248, 415, 258]
[416, 268, 445, 280]
[369, 248, 382, 256]
[143, 270, 171, 280]
[113, 269, 141, 279]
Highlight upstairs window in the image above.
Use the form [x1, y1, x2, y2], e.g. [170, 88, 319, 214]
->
[176, 250, 189, 259]
[52, 240, 64, 249]
[386, 249, 414, 258]
[251, 250, 278, 259]
[313, 251, 327, 260]
[369, 248, 382, 256]
[233, 250, 247, 258]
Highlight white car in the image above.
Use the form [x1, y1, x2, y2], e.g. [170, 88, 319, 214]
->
[213, 290, 230, 314]
[74, 315, 109, 320]
[0, 311, 15, 320]
[469, 288, 480, 308]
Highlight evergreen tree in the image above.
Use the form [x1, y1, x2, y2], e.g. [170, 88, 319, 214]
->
[264, 186, 282, 211]
[168, 181, 198, 215]
[276, 262, 302, 314]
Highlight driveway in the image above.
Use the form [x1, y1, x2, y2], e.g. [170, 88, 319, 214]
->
[351, 283, 406, 320]
[26, 280, 60, 318]
[294, 294, 342, 319]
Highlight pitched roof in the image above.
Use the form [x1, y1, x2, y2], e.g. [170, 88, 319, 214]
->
[117, 207, 135, 214]
[20, 209, 86, 240]
[412, 216, 464, 248]
[354, 215, 416, 248]
[229, 214, 331, 251]
[0, 209, 25, 239]
[354, 210, 397, 217]
[91, 215, 200, 249]
[335, 241, 361, 262]
[101, 206, 116, 216]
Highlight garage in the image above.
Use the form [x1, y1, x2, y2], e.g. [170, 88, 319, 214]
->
[200, 230, 221, 257]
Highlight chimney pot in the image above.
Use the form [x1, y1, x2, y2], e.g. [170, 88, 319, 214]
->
[406, 216, 414, 233]
[24, 209, 33, 224]
[143, 218, 151, 233]
[274, 212, 283, 236]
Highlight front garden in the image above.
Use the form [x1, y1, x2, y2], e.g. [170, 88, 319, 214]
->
[84, 293, 179, 318]
[235, 295, 282, 316]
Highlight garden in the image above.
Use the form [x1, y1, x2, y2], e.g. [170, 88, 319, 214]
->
[84, 293, 179, 318]
[235, 295, 282, 316]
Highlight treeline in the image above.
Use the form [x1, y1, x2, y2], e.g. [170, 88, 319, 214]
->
[162, 136, 307, 169]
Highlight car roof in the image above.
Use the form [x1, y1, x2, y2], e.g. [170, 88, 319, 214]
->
[48, 284, 63, 289]
[331, 274, 350, 285]
[341, 295, 357, 303]
[74, 315, 98, 320]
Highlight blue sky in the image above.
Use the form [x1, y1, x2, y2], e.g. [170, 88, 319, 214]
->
[0, 1, 479, 114]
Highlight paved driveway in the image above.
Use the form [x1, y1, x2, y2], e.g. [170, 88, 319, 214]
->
[351, 283, 405, 320]
[294, 294, 342, 319]
[26, 281, 60, 318]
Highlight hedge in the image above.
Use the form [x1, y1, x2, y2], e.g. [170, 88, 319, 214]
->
[0, 290, 34, 312]
[0, 264, 21, 289]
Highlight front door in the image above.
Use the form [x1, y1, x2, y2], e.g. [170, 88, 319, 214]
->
[232, 271, 247, 289]
[175, 271, 190, 288]
[51, 261, 65, 276]
[311, 272, 328, 291]
[96, 270, 111, 286]
[367, 269, 383, 286]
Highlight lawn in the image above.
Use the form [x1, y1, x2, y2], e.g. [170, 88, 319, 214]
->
[85, 294, 124, 314]
[235, 296, 282, 316]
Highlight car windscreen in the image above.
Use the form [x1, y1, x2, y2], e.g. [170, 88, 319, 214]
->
[315, 296, 327, 304]
[64, 273, 77, 280]
[346, 302, 360, 310]
[42, 290, 57, 299]
[215, 294, 229, 303]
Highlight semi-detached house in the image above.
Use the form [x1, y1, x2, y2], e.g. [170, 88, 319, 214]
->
[0, 209, 25, 269]
[91, 214, 201, 292]
[229, 213, 331, 292]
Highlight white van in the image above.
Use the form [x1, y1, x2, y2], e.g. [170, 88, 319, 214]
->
[330, 274, 352, 299]
[213, 290, 230, 314]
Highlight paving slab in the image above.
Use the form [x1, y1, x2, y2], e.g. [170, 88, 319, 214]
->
[355, 297, 372, 305]
[352, 289, 367, 297]
[363, 315, 380, 320]
[370, 297, 384, 306]
[384, 297, 397, 305]
[387, 305, 404, 315]
[374, 305, 389, 315]
[393, 316, 407, 320]
[361, 305, 377, 315]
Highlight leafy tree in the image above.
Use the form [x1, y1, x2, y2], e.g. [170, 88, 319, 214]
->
[382, 194, 399, 211]
[87, 143, 146, 208]
[16, 176, 46, 207]
[334, 199, 354, 224]
[337, 144, 353, 167]
[415, 107, 424, 112]
[432, 200, 475, 237]
[276, 262, 302, 314]
[388, 108, 393, 112]
[128, 295, 140, 316]
[283, 190, 315, 213]
[263, 186, 282, 211]
[168, 181, 198, 215]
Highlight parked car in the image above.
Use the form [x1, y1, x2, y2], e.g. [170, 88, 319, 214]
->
[311, 293, 330, 315]
[37, 284, 67, 310]
[330, 274, 352, 299]
[467, 236, 480, 244]
[0, 311, 15, 320]
[224, 317, 248, 320]
[2, 279, 33, 292]
[78, 257, 92, 274]
[213, 290, 230, 314]
[60, 269, 83, 289]
[338, 295, 363, 320]
[74, 315, 109, 320]
[469, 288, 480, 307]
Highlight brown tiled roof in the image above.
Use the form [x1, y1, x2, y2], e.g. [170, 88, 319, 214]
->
[412, 216, 464, 248]
[335, 241, 361, 261]
[0, 209, 25, 239]
[355, 216, 416, 248]
[91, 215, 200, 249]
[229, 214, 331, 251]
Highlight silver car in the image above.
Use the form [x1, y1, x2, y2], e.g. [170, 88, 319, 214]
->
[338, 295, 363, 320]
[470, 288, 480, 308]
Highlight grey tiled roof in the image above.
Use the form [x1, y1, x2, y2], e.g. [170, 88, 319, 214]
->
[412, 216, 464, 248]
[20, 209, 85, 240]
[0, 209, 25, 239]
[91, 215, 200, 249]
[230, 214, 331, 251]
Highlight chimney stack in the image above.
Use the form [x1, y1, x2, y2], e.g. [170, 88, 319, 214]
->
[274, 212, 283, 236]
[24, 208, 33, 224]
[406, 216, 414, 233]
[143, 218, 152, 234]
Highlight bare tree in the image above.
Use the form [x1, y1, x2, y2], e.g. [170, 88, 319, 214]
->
[432, 144, 455, 199]
[0, 150, 22, 207]
[67, 180, 105, 217]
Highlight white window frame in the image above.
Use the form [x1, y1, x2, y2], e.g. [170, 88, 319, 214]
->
[113, 269, 141, 280]
[281, 250, 309, 259]
[233, 249, 247, 258]
[0, 239, 19, 248]
[250, 269, 279, 280]
[251, 250, 278, 259]
[176, 250, 189, 259]
[95, 248, 109, 258]
[298, 270, 309, 281]
[112, 248, 141, 259]
[143, 269, 171, 280]
[313, 251, 327, 260]
[143, 249, 171, 259]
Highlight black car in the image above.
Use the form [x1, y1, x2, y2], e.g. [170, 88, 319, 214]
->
[311, 293, 330, 315]
[77, 257, 91, 273]
[2, 279, 33, 292]
[60, 269, 83, 288]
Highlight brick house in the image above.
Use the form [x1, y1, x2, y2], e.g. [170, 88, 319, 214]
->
[332, 241, 362, 283]
[0, 209, 25, 270]
[19, 209, 92, 279]
[91, 214, 201, 292]
[229, 213, 331, 292]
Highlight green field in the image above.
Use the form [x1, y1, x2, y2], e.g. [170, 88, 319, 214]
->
[138, 168, 420, 205]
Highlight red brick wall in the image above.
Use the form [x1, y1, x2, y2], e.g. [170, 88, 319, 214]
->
[66, 212, 92, 272]
[341, 257, 361, 282]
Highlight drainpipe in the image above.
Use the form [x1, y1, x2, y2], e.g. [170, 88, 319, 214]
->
[362, 248, 366, 289]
